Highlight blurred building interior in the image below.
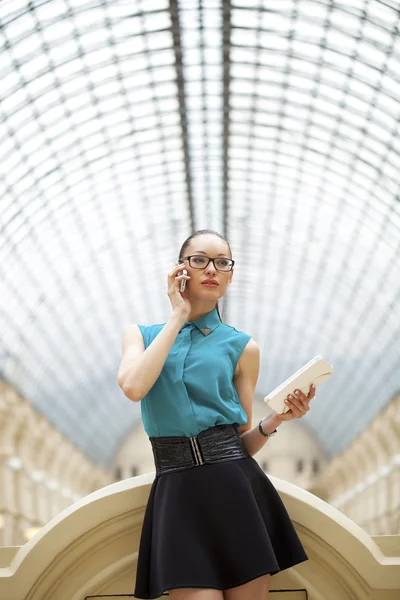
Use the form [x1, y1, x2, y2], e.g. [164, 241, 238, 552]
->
[0, 0, 400, 597]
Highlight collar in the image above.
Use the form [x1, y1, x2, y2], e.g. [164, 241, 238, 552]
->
[181, 306, 222, 336]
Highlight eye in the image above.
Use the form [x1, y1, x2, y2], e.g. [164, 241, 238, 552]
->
[193, 256, 207, 264]
[216, 259, 229, 266]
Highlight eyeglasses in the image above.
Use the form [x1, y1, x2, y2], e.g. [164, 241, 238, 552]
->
[183, 255, 235, 272]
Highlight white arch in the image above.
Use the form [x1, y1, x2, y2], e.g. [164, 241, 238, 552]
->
[0, 473, 399, 600]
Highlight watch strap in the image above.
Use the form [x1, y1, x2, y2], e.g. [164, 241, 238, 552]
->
[258, 419, 277, 438]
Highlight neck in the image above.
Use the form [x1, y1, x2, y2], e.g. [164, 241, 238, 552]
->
[187, 300, 218, 322]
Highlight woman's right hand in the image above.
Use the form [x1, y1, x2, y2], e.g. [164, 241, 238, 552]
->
[168, 263, 191, 317]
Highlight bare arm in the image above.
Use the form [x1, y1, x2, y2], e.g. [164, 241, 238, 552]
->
[117, 310, 187, 402]
[118, 262, 191, 402]
[234, 340, 315, 456]
[233, 339, 281, 456]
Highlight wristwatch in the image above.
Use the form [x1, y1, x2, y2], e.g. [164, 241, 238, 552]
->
[258, 419, 277, 438]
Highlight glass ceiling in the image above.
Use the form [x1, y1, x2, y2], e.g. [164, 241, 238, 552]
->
[1, 0, 399, 466]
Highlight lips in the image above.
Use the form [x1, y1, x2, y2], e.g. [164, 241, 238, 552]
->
[202, 280, 219, 286]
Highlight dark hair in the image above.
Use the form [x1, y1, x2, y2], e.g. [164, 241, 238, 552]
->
[178, 229, 232, 322]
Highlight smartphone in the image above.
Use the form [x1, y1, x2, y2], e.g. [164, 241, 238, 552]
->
[175, 263, 187, 292]
[180, 270, 187, 292]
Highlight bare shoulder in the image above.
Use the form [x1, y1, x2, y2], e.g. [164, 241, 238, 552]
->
[234, 338, 260, 379]
[242, 337, 259, 354]
[118, 325, 145, 390]
[121, 324, 144, 355]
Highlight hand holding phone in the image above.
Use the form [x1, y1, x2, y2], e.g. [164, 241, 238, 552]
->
[168, 264, 191, 316]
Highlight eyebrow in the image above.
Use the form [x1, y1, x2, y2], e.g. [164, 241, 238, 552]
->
[192, 251, 230, 257]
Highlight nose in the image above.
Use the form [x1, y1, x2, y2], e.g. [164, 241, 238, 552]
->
[205, 259, 217, 275]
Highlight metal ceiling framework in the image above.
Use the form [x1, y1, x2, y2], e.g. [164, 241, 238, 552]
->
[1, 0, 399, 466]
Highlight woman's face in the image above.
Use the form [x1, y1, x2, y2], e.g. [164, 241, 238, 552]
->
[182, 234, 233, 299]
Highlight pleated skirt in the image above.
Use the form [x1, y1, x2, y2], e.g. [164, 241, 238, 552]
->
[133, 452, 308, 598]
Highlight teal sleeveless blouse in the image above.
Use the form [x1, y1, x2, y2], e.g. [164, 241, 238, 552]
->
[137, 307, 251, 438]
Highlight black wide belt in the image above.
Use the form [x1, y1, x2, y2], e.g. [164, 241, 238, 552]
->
[149, 424, 250, 477]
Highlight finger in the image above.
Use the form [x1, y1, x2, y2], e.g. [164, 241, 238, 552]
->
[175, 272, 190, 283]
[170, 271, 190, 286]
[293, 403, 307, 418]
[293, 389, 308, 402]
[287, 394, 304, 410]
[289, 393, 309, 414]
[303, 384, 316, 402]
[293, 396, 311, 413]
[169, 263, 186, 277]
[307, 384, 316, 400]
[284, 401, 303, 418]
[285, 395, 306, 417]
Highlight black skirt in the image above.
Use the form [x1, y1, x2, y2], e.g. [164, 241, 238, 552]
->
[133, 426, 308, 599]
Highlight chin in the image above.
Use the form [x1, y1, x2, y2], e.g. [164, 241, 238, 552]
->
[194, 285, 222, 297]
[199, 286, 220, 293]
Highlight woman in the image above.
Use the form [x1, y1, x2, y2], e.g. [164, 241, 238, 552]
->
[118, 229, 314, 600]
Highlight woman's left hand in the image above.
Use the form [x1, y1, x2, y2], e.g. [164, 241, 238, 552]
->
[275, 384, 316, 422]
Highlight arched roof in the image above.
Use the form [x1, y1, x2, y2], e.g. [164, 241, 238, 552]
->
[1, 0, 399, 465]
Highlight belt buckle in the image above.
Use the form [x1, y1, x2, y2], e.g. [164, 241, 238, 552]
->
[189, 434, 204, 466]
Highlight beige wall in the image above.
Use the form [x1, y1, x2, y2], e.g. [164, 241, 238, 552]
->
[0, 381, 112, 546]
[113, 398, 328, 491]
[311, 393, 400, 535]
